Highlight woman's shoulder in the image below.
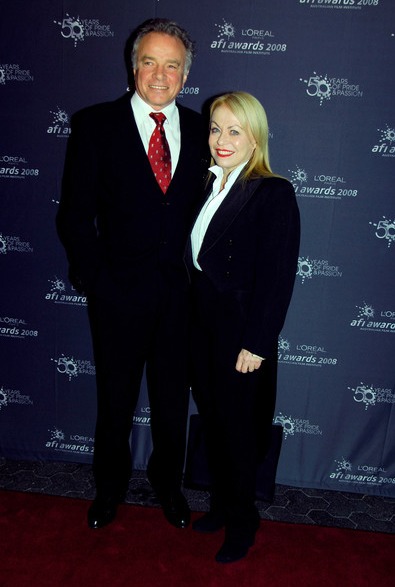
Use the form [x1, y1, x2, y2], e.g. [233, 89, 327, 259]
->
[251, 175, 295, 197]
[257, 174, 292, 186]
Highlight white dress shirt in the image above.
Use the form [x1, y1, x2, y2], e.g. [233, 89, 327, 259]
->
[191, 162, 247, 270]
[131, 92, 181, 172]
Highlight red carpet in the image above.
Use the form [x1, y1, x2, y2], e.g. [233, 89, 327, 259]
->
[0, 490, 393, 587]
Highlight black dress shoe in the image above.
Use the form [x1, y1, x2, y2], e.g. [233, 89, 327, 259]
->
[87, 495, 119, 529]
[147, 469, 190, 528]
[160, 491, 191, 528]
[192, 511, 225, 533]
[215, 533, 255, 564]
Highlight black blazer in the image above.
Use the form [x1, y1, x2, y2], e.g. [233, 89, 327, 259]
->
[57, 93, 207, 296]
[187, 175, 300, 358]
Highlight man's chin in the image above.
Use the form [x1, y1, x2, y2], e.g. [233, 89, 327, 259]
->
[146, 90, 178, 109]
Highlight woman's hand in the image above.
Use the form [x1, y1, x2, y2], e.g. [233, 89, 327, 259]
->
[235, 349, 265, 373]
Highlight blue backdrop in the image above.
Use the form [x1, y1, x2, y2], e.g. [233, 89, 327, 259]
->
[1, 0, 394, 497]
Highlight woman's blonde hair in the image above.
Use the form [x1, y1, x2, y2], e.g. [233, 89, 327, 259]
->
[209, 91, 274, 181]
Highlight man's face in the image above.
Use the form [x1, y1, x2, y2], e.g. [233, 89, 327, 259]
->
[133, 32, 188, 110]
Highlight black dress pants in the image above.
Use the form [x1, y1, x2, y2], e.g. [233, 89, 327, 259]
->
[190, 270, 276, 533]
[88, 273, 191, 498]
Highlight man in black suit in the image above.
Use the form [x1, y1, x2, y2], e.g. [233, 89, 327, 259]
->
[56, 18, 206, 530]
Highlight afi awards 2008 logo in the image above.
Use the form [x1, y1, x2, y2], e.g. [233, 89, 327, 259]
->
[210, 19, 287, 56]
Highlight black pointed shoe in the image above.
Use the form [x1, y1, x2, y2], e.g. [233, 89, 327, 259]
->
[147, 468, 190, 528]
[160, 491, 191, 528]
[87, 495, 120, 529]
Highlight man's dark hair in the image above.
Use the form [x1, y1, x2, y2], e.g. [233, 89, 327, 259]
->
[129, 18, 195, 74]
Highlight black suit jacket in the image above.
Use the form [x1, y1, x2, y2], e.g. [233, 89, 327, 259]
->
[57, 93, 207, 297]
[187, 175, 300, 358]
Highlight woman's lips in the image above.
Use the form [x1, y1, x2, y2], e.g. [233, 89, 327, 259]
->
[215, 149, 234, 158]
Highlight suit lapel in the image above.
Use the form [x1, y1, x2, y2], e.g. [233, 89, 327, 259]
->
[112, 94, 150, 166]
[199, 178, 264, 257]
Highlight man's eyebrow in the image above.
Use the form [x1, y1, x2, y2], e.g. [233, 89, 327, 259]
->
[140, 54, 181, 65]
[166, 58, 181, 65]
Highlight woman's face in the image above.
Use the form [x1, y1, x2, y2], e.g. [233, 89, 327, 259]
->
[209, 105, 256, 175]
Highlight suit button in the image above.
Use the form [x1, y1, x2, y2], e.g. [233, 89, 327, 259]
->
[228, 255, 232, 261]
[228, 239, 233, 245]
[160, 240, 167, 245]
[226, 271, 230, 278]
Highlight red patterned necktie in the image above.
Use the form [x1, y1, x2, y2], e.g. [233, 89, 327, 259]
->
[148, 112, 172, 194]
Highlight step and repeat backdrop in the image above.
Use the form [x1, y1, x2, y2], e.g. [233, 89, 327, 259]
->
[1, 0, 394, 496]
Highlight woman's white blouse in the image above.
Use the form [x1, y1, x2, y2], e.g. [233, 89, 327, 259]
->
[191, 162, 247, 270]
